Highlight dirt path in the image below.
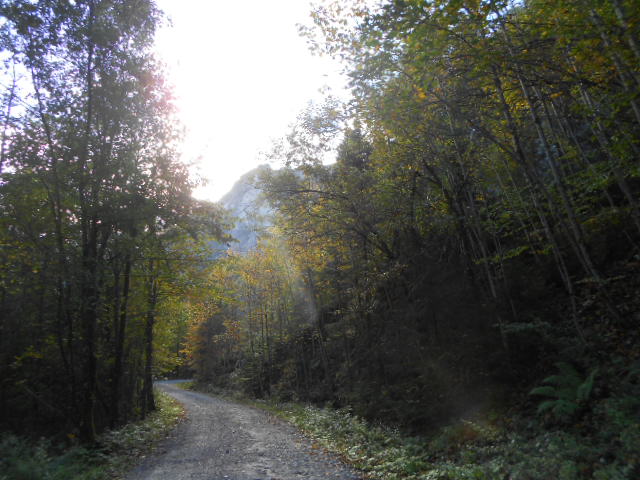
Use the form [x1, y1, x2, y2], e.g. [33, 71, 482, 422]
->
[127, 381, 362, 480]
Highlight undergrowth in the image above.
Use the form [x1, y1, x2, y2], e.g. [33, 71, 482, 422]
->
[269, 399, 639, 480]
[187, 374, 639, 480]
[0, 389, 183, 480]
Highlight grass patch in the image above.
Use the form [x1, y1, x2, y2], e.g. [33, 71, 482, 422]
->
[0, 389, 184, 480]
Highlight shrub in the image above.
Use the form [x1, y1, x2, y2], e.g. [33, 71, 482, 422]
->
[530, 362, 598, 422]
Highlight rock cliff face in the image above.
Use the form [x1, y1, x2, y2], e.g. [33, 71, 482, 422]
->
[219, 165, 273, 253]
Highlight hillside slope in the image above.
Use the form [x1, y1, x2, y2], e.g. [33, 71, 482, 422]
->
[218, 165, 274, 253]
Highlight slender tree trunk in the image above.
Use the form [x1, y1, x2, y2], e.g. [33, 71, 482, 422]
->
[610, 0, 640, 62]
[79, 221, 99, 442]
[588, 9, 640, 125]
[110, 255, 131, 427]
[142, 260, 158, 416]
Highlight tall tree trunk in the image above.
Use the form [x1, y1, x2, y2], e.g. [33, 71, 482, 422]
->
[79, 220, 99, 442]
[142, 259, 158, 416]
[110, 255, 131, 427]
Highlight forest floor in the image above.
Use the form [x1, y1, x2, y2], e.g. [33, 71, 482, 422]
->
[126, 381, 362, 480]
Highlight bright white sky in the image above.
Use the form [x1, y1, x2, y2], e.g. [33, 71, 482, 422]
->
[154, 0, 348, 202]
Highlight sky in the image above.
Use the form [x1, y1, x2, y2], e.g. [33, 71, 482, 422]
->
[153, 0, 348, 202]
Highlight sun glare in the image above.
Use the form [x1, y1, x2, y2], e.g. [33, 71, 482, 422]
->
[154, 0, 347, 202]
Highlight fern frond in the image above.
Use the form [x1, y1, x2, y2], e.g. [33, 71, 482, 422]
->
[537, 400, 556, 414]
[553, 399, 578, 418]
[530, 386, 556, 397]
[555, 362, 581, 385]
[576, 368, 598, 403]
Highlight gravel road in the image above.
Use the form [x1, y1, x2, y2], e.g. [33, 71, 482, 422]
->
[127, 381, 362, 480]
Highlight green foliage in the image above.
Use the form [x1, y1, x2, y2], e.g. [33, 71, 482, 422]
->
[530, 363, 598, 421]
[0, 390, 182, 480]
[0, 435, 103, 480]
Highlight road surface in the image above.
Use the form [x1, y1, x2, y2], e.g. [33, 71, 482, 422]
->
[127, 381, 361, 480]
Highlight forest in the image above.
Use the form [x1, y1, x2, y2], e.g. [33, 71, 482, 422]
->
[1, 0, 639, 479]
[0, 0, 228, 444]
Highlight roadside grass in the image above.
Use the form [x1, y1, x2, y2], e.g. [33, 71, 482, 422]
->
[185, 381, 639, 480]
[0, 389, 184, 480]
[176, 380, 195, 391]
[253, 402, 639, 480]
